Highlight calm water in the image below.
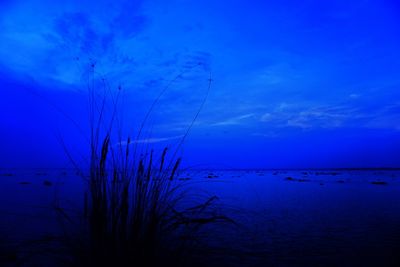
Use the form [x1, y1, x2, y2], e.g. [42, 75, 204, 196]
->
[1, 169, 400, 266]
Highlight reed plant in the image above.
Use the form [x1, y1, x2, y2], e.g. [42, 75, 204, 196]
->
[67, 63, 229, 267]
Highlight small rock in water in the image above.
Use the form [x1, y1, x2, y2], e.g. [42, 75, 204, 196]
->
[371, 181, 388, 185]
[316, 171, 340, 176]
[285, 177, 296, 181]
[43, 180, 53, 186]
[2, 173, 13, 177]
[336, 180, 345, 184]
[18, 181, 30, 185]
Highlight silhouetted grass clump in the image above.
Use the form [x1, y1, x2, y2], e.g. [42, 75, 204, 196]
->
[64, 64, 228, 267]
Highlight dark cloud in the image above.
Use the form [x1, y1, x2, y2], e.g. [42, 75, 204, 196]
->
[54, 12, 115, 57]
[183, 51, 212, 71]
[52, 1, 147, 59]
[112, 0, 148, 38]
[155, 51, 212, 73]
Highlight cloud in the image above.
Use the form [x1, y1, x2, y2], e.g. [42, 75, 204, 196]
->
[111, 0, 147, 38]
[288, 106, 356, 129]
[54, 12, 114, 56]
[260, 112, 273, 122]
[260, 103, 362, 129]
[364, 114, 400, 131]
[116, 135, 183, 146]
[349, 93, 361, 99]
[260, 101, 400, 131]
[210, 113, 255, 126]
[0, 0, 150, 85]
[251, 132, 278, 138]
[363, 103, 400, 131]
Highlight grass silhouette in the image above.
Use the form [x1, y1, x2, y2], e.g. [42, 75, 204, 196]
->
[60, 63, 231, 267]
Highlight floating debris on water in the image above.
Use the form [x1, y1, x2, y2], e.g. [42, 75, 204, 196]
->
[43, 180, 53, 186]
[316, 171, 340, 176]
[285, 177, 310, 182]
[371, 181, 388, 185]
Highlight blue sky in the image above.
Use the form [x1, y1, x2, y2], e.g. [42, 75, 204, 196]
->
[1, 0, 400, 168]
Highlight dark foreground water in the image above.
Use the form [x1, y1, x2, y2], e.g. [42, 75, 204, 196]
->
[1, 169, 400, 266]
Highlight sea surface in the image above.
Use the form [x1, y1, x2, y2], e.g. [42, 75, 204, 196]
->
[1, 169, 400, 266]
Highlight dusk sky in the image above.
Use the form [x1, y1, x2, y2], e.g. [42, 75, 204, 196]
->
[1, 0, 400, 169]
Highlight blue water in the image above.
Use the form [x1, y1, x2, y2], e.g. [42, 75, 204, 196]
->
[1, 169, 400, 266]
